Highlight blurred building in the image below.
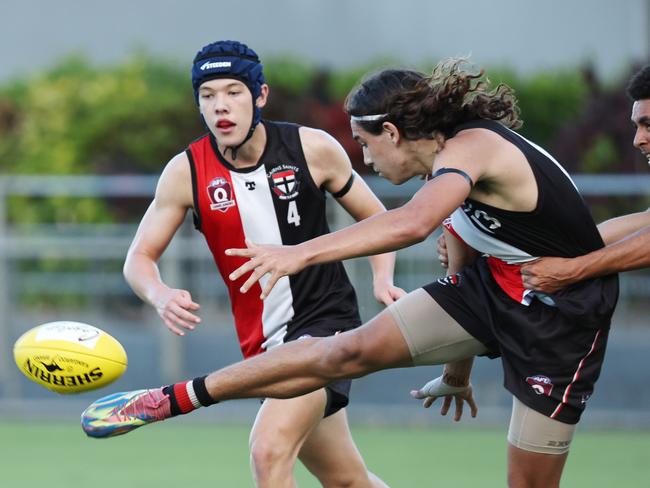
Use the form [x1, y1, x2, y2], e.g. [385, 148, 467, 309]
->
[1, 0, 649, 81]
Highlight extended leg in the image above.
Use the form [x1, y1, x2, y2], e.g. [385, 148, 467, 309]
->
[206, 307, 413, 400]
[81, 288, 485, 438]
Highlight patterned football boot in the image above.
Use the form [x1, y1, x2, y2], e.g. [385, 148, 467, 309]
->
[81, 388, 171, 438]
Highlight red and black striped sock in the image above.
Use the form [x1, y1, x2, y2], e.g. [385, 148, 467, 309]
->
[162, 376, 218, 417]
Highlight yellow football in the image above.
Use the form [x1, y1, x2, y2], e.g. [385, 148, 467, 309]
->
[13, 321, 128, 394]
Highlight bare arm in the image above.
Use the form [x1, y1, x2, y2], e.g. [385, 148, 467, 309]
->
[337, 177, 406, 304]
[227, 130, 492, 299]
[124, 153, 201, 335]
[300, 127, 405, 304]
[436, 233, 449, 269]
[597, 209, 650, 245]
[521, 225, 650, 293]
[411, 229, 479, 420]
[521, 209, 650, 294]
[587, 225, 650, 273]
[438, 229, 478, 417]
[444, 228, 480, 275]
[229, 173, 471, 298]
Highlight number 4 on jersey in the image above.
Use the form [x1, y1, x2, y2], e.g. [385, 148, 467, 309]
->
[287, 200, 301, 227]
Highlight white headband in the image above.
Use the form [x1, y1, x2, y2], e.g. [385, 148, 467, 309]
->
[350, 113, 388, 122]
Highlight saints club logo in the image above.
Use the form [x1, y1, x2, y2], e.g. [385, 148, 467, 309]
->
[437, 273, 462, 287]
[207, 177, 236, 212]
[526, 375, 553, 396]
[269, 165, 300, 200]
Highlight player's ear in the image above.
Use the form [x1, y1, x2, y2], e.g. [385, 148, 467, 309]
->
[433, 131, 446, 152]
[256, 84, 269, 109]
[382, 122, 400, 145]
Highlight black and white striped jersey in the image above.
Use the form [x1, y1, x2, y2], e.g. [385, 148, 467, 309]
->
[445, 120, 618, 313]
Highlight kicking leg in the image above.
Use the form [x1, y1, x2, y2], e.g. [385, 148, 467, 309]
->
[81, 307, 411, 438]
[206, 288, 486, 400]
[205, 307, 413, 400]
[81, 288, 485, 438]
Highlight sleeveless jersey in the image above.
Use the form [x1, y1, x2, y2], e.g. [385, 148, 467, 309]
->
[187, 120, 360, 358]
[445, 120, 618, 320]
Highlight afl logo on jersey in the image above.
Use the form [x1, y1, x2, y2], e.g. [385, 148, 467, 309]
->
[269, 165, 300, 200]
[207, 177, 236, 212]
[526, 375, 553, 396]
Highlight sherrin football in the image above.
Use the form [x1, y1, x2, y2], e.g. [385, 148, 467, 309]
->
[13, 321, 127, 394]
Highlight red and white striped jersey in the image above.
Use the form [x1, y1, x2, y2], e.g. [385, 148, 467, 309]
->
[187, 121, 360, 358]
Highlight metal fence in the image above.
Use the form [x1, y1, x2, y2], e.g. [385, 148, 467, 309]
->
[0, 174, 649, 427]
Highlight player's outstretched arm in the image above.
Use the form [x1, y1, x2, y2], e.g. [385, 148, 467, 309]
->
[301, 127, 405, 305]
[124, 153, 201, 336]
[227, 136, 489, 299]
[336, 179, 406, 304]
[227, 173, 471, 299]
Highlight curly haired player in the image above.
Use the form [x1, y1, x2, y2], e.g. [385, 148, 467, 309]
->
[83, 58, 632, 487]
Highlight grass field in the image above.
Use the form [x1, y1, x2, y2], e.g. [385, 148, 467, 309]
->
[1, 420, 649, 487]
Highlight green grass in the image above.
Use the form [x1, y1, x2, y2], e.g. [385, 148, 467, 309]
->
[0, 420, 648, 487]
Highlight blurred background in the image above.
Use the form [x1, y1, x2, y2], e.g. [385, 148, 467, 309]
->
[1, 0, 649, 435]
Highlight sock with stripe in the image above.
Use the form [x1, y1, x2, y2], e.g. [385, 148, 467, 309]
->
[162, 376, 218, 416]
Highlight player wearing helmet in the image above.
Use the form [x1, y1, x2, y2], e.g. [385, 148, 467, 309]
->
[84, 40, 398, 488]
[85, 59, 622, 488]
[190, 41, 266, 159]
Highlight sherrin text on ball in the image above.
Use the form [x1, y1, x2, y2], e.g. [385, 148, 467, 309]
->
[13, 321, 127, 394]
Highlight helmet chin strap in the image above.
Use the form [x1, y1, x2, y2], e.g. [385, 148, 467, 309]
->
[226, 118, 255, 160]
[225, 99, 257, 160]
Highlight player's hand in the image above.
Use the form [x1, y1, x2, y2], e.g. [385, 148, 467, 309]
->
[226, 239, 307, 299]
[151, 287, 201, 336]
[410, 376, 478, 421]
[373, 281, 407, 306]
[436, 234, 449, 269]
[520, 256, 577, 294]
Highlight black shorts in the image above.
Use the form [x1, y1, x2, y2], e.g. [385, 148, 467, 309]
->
[282, 317, 361, 418]
[424, 257, 617, 424]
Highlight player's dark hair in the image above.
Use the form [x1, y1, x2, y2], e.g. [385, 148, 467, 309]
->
[627, 65, 650, 101]
[345, 58, 522, 140]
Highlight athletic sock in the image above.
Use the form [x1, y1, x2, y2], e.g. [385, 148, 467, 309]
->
[162, 376, 219, 417]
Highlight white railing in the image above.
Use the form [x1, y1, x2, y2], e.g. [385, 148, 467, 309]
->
[0, 174, 649, 422]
